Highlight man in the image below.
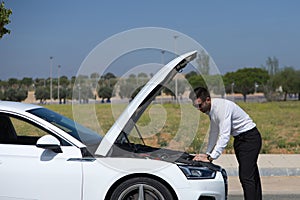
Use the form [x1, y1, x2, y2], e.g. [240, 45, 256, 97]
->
[190, 87, 262, 200]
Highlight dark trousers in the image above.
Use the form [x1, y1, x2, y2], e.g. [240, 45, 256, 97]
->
[234, 127, 262, 200]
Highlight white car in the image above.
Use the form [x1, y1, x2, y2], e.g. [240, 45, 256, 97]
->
[0, 51, 227, 200]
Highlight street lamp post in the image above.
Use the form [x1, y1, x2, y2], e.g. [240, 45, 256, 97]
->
[231, 82, 235, 94]
[173, 35, 179, 56]
[50, 56, 53, 104]
[174, 35, 179, 102]
[254, 82, 258, 94]
[231, 82, 235, 101]
[58, 65, 61, 104]
[78, 84, 81, 104]
[160, 50, 165, 104]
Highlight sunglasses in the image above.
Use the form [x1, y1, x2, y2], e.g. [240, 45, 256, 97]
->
[193, 102, 203, 108]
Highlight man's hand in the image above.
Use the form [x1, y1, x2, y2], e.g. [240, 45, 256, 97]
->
[193, 154, 211, 162]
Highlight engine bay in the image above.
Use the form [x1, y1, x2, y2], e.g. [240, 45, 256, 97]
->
[109, 142, 222, 172]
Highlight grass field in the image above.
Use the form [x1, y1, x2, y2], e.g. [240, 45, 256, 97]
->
[45, 101, 300, 154]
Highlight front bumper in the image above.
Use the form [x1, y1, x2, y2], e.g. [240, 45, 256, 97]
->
[175, 153, 228, 200]
[175, 171, 228, 200]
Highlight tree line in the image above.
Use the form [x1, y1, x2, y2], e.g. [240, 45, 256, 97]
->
[188, 56, 300, 102]
[1, 60, 299, 103]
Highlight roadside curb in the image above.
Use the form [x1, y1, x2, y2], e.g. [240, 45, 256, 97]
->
[213, 154, 300, 176]
[214, 154, 300, 195]
[224, 167, 300, 176]
[228, 176, 300, 195]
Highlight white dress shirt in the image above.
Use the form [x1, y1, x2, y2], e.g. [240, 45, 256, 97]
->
[206, 98, 256, 159]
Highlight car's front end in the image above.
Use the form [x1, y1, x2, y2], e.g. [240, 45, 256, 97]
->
[92, 51, 228, 199]
[176, 155, 228, 200]
[108, 141, 228, 200]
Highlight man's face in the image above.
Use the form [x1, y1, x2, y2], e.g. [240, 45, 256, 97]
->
[193, 97, 211, 114]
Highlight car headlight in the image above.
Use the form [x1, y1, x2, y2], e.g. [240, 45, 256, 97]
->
[178, 165, 216, 179]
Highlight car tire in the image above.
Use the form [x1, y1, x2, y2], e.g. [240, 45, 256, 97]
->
[110, 177, 174, 200]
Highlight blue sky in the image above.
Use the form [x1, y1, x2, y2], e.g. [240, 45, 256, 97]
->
[0, 0, 300, 80]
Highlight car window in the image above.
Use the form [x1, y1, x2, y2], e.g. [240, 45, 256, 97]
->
[0, 113, 69, 146]
[28, 108, 102, 148]
[11, 117, 47, 138]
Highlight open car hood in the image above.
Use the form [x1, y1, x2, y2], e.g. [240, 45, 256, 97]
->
[95, 51, 197, 156]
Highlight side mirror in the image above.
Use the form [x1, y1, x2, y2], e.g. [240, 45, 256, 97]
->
[36, 135, 62, 153]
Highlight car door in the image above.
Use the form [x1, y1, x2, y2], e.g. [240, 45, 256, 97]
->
[0, 113, 83, 200]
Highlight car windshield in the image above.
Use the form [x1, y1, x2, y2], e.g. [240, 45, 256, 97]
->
[28, 108, 102, 151]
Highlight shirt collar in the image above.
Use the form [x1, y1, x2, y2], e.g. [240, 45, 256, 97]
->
[207, 98, 214, 116]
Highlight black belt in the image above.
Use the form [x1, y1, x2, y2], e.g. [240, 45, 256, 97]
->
[234, 127, 257, 139]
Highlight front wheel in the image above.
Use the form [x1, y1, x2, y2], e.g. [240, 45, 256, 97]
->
[110, 177, 174, 200]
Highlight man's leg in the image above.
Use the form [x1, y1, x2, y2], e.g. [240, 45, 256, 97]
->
[234, 129, 262, 200]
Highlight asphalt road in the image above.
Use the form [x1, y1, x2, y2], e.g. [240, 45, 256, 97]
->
[228, 194, 300, 200]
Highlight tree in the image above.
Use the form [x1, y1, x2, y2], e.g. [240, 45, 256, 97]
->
[137, 72, 148, 78]
[52, 86, 69, 104]
[20, 77, 33, 90]
[0, 89, 4, 100]
[70, 76, 76, 86]
[4, 88, 28, 102]
[205, 75, 225, 97]
[186, 74, 206, 89]
[129, 74, 136, 79]
[224, 68, 269, 102]
[99, 72, 117, 88]
[73, 84, 94, 103]
[186, 73, 225, 97]
[35, 86, 50, 103]
[90, 72, 100, 88]
[54, 76, 71, 103]
[163, 79, 186, 99]
[185, 71, 198, 79]
[119, 78, 137, 99]
[59, 76, 70, 87]
[98, 87, 113, 103]
[272, 67, 299, 101]
[0, 1, 12, 39]
[34, 78, 46, 87]
[102, 72, 116, 80]
[0, 79, 8, 90]
[296, 70, 300, 100]
[136, 73, 149, 86]
[7, 78, 19, 88]
[90, 72, 100, 79]
[66, 87, 73, 101]
[130, 84, 144, 100]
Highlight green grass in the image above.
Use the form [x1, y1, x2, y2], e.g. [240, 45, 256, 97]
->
[236, 101, 300, 154]
[45, 101, 300, 154]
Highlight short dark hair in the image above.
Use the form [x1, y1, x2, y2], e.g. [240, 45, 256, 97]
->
[189, 87, 210, 101]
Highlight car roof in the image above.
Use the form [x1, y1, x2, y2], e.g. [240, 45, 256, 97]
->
[0, 101, 42, 113]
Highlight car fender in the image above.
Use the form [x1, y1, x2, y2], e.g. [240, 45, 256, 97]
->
[81, 157, 189, 199]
